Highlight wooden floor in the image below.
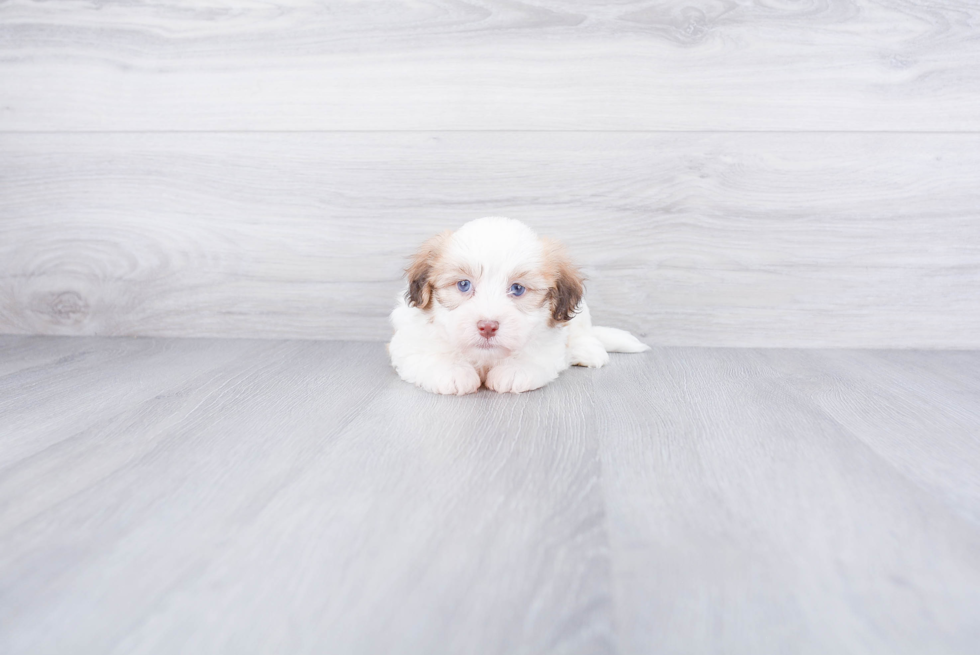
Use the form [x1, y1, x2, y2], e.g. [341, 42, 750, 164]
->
[1, 336, 978, 654]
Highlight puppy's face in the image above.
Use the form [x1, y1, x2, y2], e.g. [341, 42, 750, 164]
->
[405, 218, 584, 356]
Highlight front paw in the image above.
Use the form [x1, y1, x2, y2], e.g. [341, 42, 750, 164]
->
[419, 363, 481, 396]
[485, 364, 549, 394]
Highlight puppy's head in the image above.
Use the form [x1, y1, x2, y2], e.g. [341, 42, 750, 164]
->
[405, 217, 584, 354]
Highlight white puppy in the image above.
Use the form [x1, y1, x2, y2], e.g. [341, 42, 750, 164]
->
[388, 217, 649, 395]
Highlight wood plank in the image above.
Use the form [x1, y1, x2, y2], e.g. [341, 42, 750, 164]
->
[594, 348, 980, 655]
[2, 132, 978, 347]
[4, 337, 980, 653]
[0, 336, 271, 471]
[1, 1, 979, 131]
[760, 349, 980, 525]
[0, 336, 613, 655]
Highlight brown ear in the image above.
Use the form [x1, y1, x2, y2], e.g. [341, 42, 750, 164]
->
[543, 238, 585, 324]
[405, 231, 451, 310]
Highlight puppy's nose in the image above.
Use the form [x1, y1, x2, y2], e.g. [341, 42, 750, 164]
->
[477, 320, 499, 338]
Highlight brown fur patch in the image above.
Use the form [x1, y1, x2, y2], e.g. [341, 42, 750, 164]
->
[541, 237, 585, 325]
[405, 230, 452, 310]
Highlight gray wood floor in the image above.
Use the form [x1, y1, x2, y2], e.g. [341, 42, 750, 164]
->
[2, 336, 978, 655]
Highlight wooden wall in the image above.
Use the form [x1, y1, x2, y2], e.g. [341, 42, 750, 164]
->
[2, 1, 978, 347]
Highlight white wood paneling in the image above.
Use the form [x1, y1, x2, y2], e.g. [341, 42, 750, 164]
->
[1, 132, 978, 347]
[1, 0, 979, 131]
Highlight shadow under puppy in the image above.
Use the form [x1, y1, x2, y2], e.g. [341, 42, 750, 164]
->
[388, 217, 648, 394]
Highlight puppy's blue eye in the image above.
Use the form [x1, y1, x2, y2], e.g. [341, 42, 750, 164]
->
[509, 283, 526, 297]
[457, 280, 471, 293]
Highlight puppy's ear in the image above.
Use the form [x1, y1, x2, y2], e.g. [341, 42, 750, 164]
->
[542, 238, 585, 324]
[405, 231, 451, 310]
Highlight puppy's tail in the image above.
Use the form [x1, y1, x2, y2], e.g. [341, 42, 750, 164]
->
[592, 326, 650, 353]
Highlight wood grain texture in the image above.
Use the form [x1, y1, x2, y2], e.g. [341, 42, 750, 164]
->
[2, 132, 978, 347]
[1, 336, 978, 654]
[1, 0, 980, 131]
[593, 347, 980, 655]
[0, 336, 614, 655]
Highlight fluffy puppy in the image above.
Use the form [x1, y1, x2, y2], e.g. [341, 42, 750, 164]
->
[388, 217, 649, 395]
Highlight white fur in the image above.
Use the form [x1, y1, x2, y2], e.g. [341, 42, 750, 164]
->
[388, 217, 649, 395]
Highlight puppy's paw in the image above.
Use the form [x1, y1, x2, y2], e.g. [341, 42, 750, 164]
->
[486, 364, 549, 394]
[420, 364, 481, 396]
[568, 337, 610, 368]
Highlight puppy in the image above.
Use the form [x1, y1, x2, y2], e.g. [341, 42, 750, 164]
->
[388, 217, 649, 395]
